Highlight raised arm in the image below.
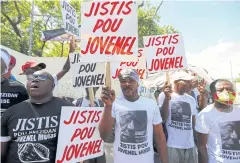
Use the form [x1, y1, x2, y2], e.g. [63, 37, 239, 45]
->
[98, 87, 116, 140]
[56, 36, 76, 81]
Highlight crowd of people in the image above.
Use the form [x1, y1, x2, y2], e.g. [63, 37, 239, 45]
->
[1, 44, 239, 163]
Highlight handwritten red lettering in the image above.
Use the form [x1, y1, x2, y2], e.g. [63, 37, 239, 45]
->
[145, 34, 179, 47]
[93, 18, 123, 33]
[64, 110, 102, 125]
[70, 127, 96, 142]
[57, 140, 103, 163]
[81, 36, 136, 55]
[84, 1, 133, 17]
[156, 46, 175, 56]
[148, 56, 184, 72]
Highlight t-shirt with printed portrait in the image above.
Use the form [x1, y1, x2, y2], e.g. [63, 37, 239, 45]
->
[195, 105, 240, 163]
[112, 96, 162, 163]
[1, 97, 73, 163]
[158, 92, 197, 149]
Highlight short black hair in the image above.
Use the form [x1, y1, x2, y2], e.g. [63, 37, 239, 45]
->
[210, 79, 233, 94]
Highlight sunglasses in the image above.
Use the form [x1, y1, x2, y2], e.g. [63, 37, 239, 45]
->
[27, 74, 52, 81]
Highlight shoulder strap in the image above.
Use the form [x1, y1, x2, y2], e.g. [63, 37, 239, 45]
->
[76, 97, 84, 107]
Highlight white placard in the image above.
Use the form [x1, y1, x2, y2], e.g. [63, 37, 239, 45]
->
[60, 0, 80, 37]
[56, 106, 104, 163]
[70, 52, 105, 88]
[143, 33, 188, 73]
[80, 0, 138, 62]
[111, 48, 147, 80]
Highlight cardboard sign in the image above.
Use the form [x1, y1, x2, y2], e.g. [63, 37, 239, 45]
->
[143, 33, 188, 73]
[56, 107, 104, 163]
[111, 48, 147, 79]
[60, 0, 80, 37]
[70, 52, 105, 87]
[80, 0, 138, 62]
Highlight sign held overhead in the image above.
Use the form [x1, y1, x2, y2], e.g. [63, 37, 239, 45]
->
[144, 33, 188, 73]
[61, 0, 80, 37]
[80, 0, 138, 62]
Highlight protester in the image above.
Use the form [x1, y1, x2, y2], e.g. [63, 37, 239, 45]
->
[73, 87, 107, 163]
[158, 71, 198, 163]
[1, 48, 29, 117]
[73, 87, 104, 107]
[1, 70, 73, 163]
[99, 69, 168, 163]
[3, 55, 17, 81]
[154, 88, 162, 105]
[195, 79, 240, 163]
[19, 38, 75, 85]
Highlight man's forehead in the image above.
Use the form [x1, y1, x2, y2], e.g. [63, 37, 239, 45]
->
[216, 81, 233, 88]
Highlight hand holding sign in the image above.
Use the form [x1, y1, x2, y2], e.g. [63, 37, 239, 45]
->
[101, 86, 115, 107]
[69, 36, 76, 53]
[163, 82, 172, 100]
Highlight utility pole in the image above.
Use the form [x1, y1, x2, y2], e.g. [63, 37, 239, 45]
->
[28, 0, 34, 56]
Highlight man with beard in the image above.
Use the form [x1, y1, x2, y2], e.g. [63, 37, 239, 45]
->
[158, 71, 198, 163]
[99, 69, 168, 163]
[1, 70, 73, 163]
[1, 48, 29, 117]
[196, 79, 240, 163]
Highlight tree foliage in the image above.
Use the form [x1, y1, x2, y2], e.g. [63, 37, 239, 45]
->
[1, 0, 178, 57]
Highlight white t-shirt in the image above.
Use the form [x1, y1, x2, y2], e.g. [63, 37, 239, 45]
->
[195, 105, 240, 163]
[158, 92, 197, 149]
[112, 96, 162, 163]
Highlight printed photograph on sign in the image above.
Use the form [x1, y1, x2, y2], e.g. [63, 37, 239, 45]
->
[60, 0, 80, 37]
[219, 121, 240, 151]
[143, 33, 188, 73]
[111, 48, 147, 80]
[70, 52, 105, 88]
[56, 106, 104, 163]
[80, 0, 138, 62]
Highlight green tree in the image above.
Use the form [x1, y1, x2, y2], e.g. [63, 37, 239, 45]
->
[1, 0, 178, 57]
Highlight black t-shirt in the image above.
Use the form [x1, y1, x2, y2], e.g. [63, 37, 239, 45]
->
[1, 97, 73, 163]
[1, 79, 29, 117]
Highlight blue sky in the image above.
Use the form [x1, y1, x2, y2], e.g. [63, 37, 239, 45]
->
[150, 0, 240, 54]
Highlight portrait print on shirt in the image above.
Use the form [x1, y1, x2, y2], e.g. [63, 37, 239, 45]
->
[169, 101, 192, 130]
[119, 110, 147, 143]
[171, 101, 191, 123]
[219, 121, 240, 151]
[18, 143, 50, 162]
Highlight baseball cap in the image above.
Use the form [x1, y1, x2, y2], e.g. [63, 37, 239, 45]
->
[172, 71, 196, 82]
[10, 55, 16, 66]
[19, 61, 46, 75]
[1, 48, 11, 70]
[118, 68, 139, 83]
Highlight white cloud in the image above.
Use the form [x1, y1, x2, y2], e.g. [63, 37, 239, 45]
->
[186, 41, 240, 80]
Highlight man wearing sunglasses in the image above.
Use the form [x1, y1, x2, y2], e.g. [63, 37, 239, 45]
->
[1, 70, 73, 163]
[1, 48, 29, 117]
[158, 71, 198, 163]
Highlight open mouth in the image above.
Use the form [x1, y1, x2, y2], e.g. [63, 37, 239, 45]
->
[30, 84, 39, 89]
